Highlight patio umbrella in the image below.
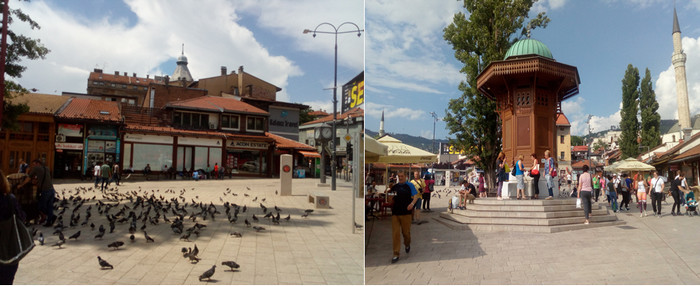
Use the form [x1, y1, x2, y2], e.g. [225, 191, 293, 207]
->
[375, 135, 437, 164]
[365, 136, 388, 163]
[613, 157, 656, 172]
[603, 160, 622, 172]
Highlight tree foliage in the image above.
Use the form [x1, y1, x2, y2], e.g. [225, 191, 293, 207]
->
[298, 107, 315, 125]
[592, 139, 609, 152]
[619, 64, 640, 158]
[443, 0, 549, 187]
[571, 135, 584, 146]
[639, 68, 661, 150]
[1, 1, 50, 129]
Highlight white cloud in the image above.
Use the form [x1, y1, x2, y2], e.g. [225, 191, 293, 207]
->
[655, 36, 700, 121]
[532, 0, 569, 13]
[8, 0, 361, 104]
[366, 102, 426, 121]
[302, 100, 334, 114]
[562, 96, 621, 136]
[420, 129, 433, 139]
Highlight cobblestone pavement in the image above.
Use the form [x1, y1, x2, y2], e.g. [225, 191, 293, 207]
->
[365, 185, 700, 285]
[14, 177, 364, 285]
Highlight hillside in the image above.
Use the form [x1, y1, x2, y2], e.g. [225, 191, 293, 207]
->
[365, 129, 448, 152]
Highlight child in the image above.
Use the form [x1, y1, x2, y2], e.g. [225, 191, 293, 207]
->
[606, 175, 619, 213]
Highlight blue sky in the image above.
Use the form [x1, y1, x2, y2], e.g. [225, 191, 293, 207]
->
[366, 0, 700, 139]
[9, 0, 364, 112]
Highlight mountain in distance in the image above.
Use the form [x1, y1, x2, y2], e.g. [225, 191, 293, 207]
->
[365, 129, 449, 152]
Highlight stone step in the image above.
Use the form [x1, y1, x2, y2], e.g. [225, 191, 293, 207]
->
[462, 203, 603, 212]
[433, 217, 625, 233]
[439, 211, 618, 226]
[451, 207, 609, 219]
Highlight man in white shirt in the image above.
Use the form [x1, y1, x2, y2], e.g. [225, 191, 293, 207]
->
[93, 163, 101, 187]
[650, 170, 665, 217]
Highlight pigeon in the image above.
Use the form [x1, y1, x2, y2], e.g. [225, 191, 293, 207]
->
[252, 226, 265, 232]
[144, 231, 154, 243]
[230, 232, 242, 238]
[304, 209, 314, 214]
[181, 247, 188, 256]
[191, 244, 199, 258]
[284, 214, 290, 221]
[244, 219, 251, 227]
[252, 214, 258, 222]
[354, 222, 363, 229]
[98, 224, 105, 233]
[275, 190, 278, 195]
[57, 231, 65, 241]
[38, 233, 44, 245]
[221, 261, 240, 271]
[301, 213, 309, 218]
[97, 256, 114, 269]
[68, 231, 81, 240]
[129, 234, 135, 242]
[94, 231, 105, 239]
[108, 241, 124, 250]
[52, 240, 65, 248]
[179, 232, 191, 241]
[199, 265, 215, 281]
[90, 222, 95, 231]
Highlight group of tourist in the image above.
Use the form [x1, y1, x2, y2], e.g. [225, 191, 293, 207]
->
[92, 161, 120, 189]
[495, 150, 558, 200]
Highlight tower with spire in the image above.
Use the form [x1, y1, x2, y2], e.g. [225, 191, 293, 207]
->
[672, 7, 692, 140]
[172, 43, 194, 83]
[378, 109, 385, 137]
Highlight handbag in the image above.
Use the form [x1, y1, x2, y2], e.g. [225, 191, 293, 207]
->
[530, 169, 539, 176]
[0, 196, 35, 265]
[576, 198, 582, 209]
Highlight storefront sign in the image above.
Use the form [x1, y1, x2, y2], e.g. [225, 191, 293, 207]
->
[55, 142, 83, 150]
[88, 125, 118, 139]
[228, 140, 268, 150]
[58, 123, 83, 138]
[341, 71, 364, 113]
[105, 141, 117, 153]
[440, 143, 465, 155]
[178, 137, 222, 147]
[124, 133, 173, 144]
[269, 107, 300, 140]
[87, 140, 105, 152]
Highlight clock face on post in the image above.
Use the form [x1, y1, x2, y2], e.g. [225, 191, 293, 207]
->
[322, 128, 332, 139]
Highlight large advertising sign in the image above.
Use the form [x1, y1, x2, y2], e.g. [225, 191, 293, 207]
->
[341, 72, 364, 113]
[268, 107, 300, 140]
[440, 143, 465, 155]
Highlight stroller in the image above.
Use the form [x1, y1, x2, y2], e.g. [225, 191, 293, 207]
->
[683, 191, 698, 216]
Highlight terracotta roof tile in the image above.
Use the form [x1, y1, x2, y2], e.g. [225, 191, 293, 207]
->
[556, 113, 571, 126]
[302, 107, 363, 126]
[8, 92, 70, 114]
[166, 96, 268, 115]
[57, 98, 121, 122]
[266, 132, 316, 150]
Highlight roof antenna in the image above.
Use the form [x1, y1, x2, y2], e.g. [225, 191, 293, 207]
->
[181, 43, 184, 55]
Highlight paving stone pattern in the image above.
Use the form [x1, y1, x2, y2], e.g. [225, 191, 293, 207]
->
[365, 185, 700, 285]
[14, 178, 364, 285]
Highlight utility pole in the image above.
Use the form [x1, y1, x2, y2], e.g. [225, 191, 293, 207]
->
[430, 112, 438, 153]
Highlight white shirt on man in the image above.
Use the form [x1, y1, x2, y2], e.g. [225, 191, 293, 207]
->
[650, 177, 664, 193]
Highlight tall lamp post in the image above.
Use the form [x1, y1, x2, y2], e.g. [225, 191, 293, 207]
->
[430, 112, 438, 153]
[304, 22, 363, 191]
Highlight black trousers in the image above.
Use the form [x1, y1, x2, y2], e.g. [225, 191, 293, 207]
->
[672, 191, 682, 214]
[422, 193, 431, 210]
[0, 263, 19, 285]
[531, 174, 540, 196]
[594, 189, 600, 202]
[651, 192, 663, 214]
[621, 191, 631, 209]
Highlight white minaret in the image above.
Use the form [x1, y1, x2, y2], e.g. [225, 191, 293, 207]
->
[378, 109, 385, 137]
[672, 8, 692, 140]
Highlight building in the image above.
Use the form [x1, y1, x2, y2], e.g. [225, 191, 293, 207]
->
[85, 68, 164, 106]
[0, 93, 69, 176]
[672, 7, 692, 140]
[299, 107, 364, 175]
[556, 113, 571, 172]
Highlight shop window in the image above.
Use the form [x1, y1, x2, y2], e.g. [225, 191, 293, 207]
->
[246, 116, 265, 132]
[221, 114, 240, 130]
[132, 143, 172, 171]
[229, 149, 267, 175]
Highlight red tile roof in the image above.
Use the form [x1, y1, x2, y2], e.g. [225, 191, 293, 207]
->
[8, 92, 70, 115]
[670, 144, 700, 162]
[556, 113, 571, 126]
[166, 96, 268, 115]
[572, 145, 588, 152]
[308, 110, 329, 117]
[57, 98, 121, 122]
[302, 107, 363, 126]
[266, 132, 316, 151]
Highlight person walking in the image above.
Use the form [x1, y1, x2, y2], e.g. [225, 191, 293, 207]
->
[650, 170, 665, 217]
[544, 150, 555, 200]
[111, 163, 120, 186]
[478, 172, 486, 198]
[619, 174, 631, 211]
[93, 162, 101, 188]
[592, 174, 601, 203]
[529, 153, 540, 199]
[670, 170, 687, 216]
[515, 155, 526, 200]
[0, 170, 26, 284]
[606, 175, 618, 212]
[636, 172, 649, 217]
[422, 173, 434, 212]
[496, 152, 506, 200]
[100, 161, 111, 191]
[577, 165, 594, 224]
[410, 171, 425, 224]
[390, 171, 419, 264]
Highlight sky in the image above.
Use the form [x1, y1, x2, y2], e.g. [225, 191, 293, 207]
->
[8, 0, 364, 113]
[366, 0, 700, 140]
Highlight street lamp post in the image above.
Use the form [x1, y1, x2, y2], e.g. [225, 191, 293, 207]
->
[430, 112, 438, 153]
[304, 22, 363, 191]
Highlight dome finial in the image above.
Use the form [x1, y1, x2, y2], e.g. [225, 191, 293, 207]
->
[526, 23, 532, 39]
[181, 43, 185, 56]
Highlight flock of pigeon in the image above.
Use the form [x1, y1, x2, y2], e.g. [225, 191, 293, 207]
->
[31, 185, 316, 282]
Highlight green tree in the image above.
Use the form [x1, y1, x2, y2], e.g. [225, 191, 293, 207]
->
[592, 139, 609, 152]
[571, 135, 584, 146]
[443, 0, 549, 187]
[298, 107, 315, 125]
[639, 68, 661, 150]
[1, 2, 50, 129]
[619, 64, 640, 158]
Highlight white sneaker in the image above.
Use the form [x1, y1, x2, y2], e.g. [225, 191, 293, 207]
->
[640, 213, 644, 218]
[545, 196, 553, 200]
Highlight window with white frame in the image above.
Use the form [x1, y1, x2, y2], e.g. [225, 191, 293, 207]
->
[246, 116, 265, 132]
[221, 114, 240, 130]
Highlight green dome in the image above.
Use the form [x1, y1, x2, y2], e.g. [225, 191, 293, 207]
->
[504, 38, 553, 60]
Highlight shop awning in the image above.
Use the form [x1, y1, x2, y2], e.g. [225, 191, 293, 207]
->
[299, 150, 321, 158]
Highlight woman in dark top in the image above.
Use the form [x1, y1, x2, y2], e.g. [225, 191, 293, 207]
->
[1, 169, 25, 284]
[496, 152, 506, 200]
[670, 171, 687, 216]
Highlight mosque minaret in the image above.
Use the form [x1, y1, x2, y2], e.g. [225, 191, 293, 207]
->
[672, 7, 692, 140]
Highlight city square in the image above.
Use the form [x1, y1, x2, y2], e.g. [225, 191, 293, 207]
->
[12, 177, 364, 285]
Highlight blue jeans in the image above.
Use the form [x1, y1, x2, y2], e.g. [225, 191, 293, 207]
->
[545, 174, 553, 197]
[607, 194, 618, 210]
[39, 187, 56, 222]
[94, 176, 101, 187]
